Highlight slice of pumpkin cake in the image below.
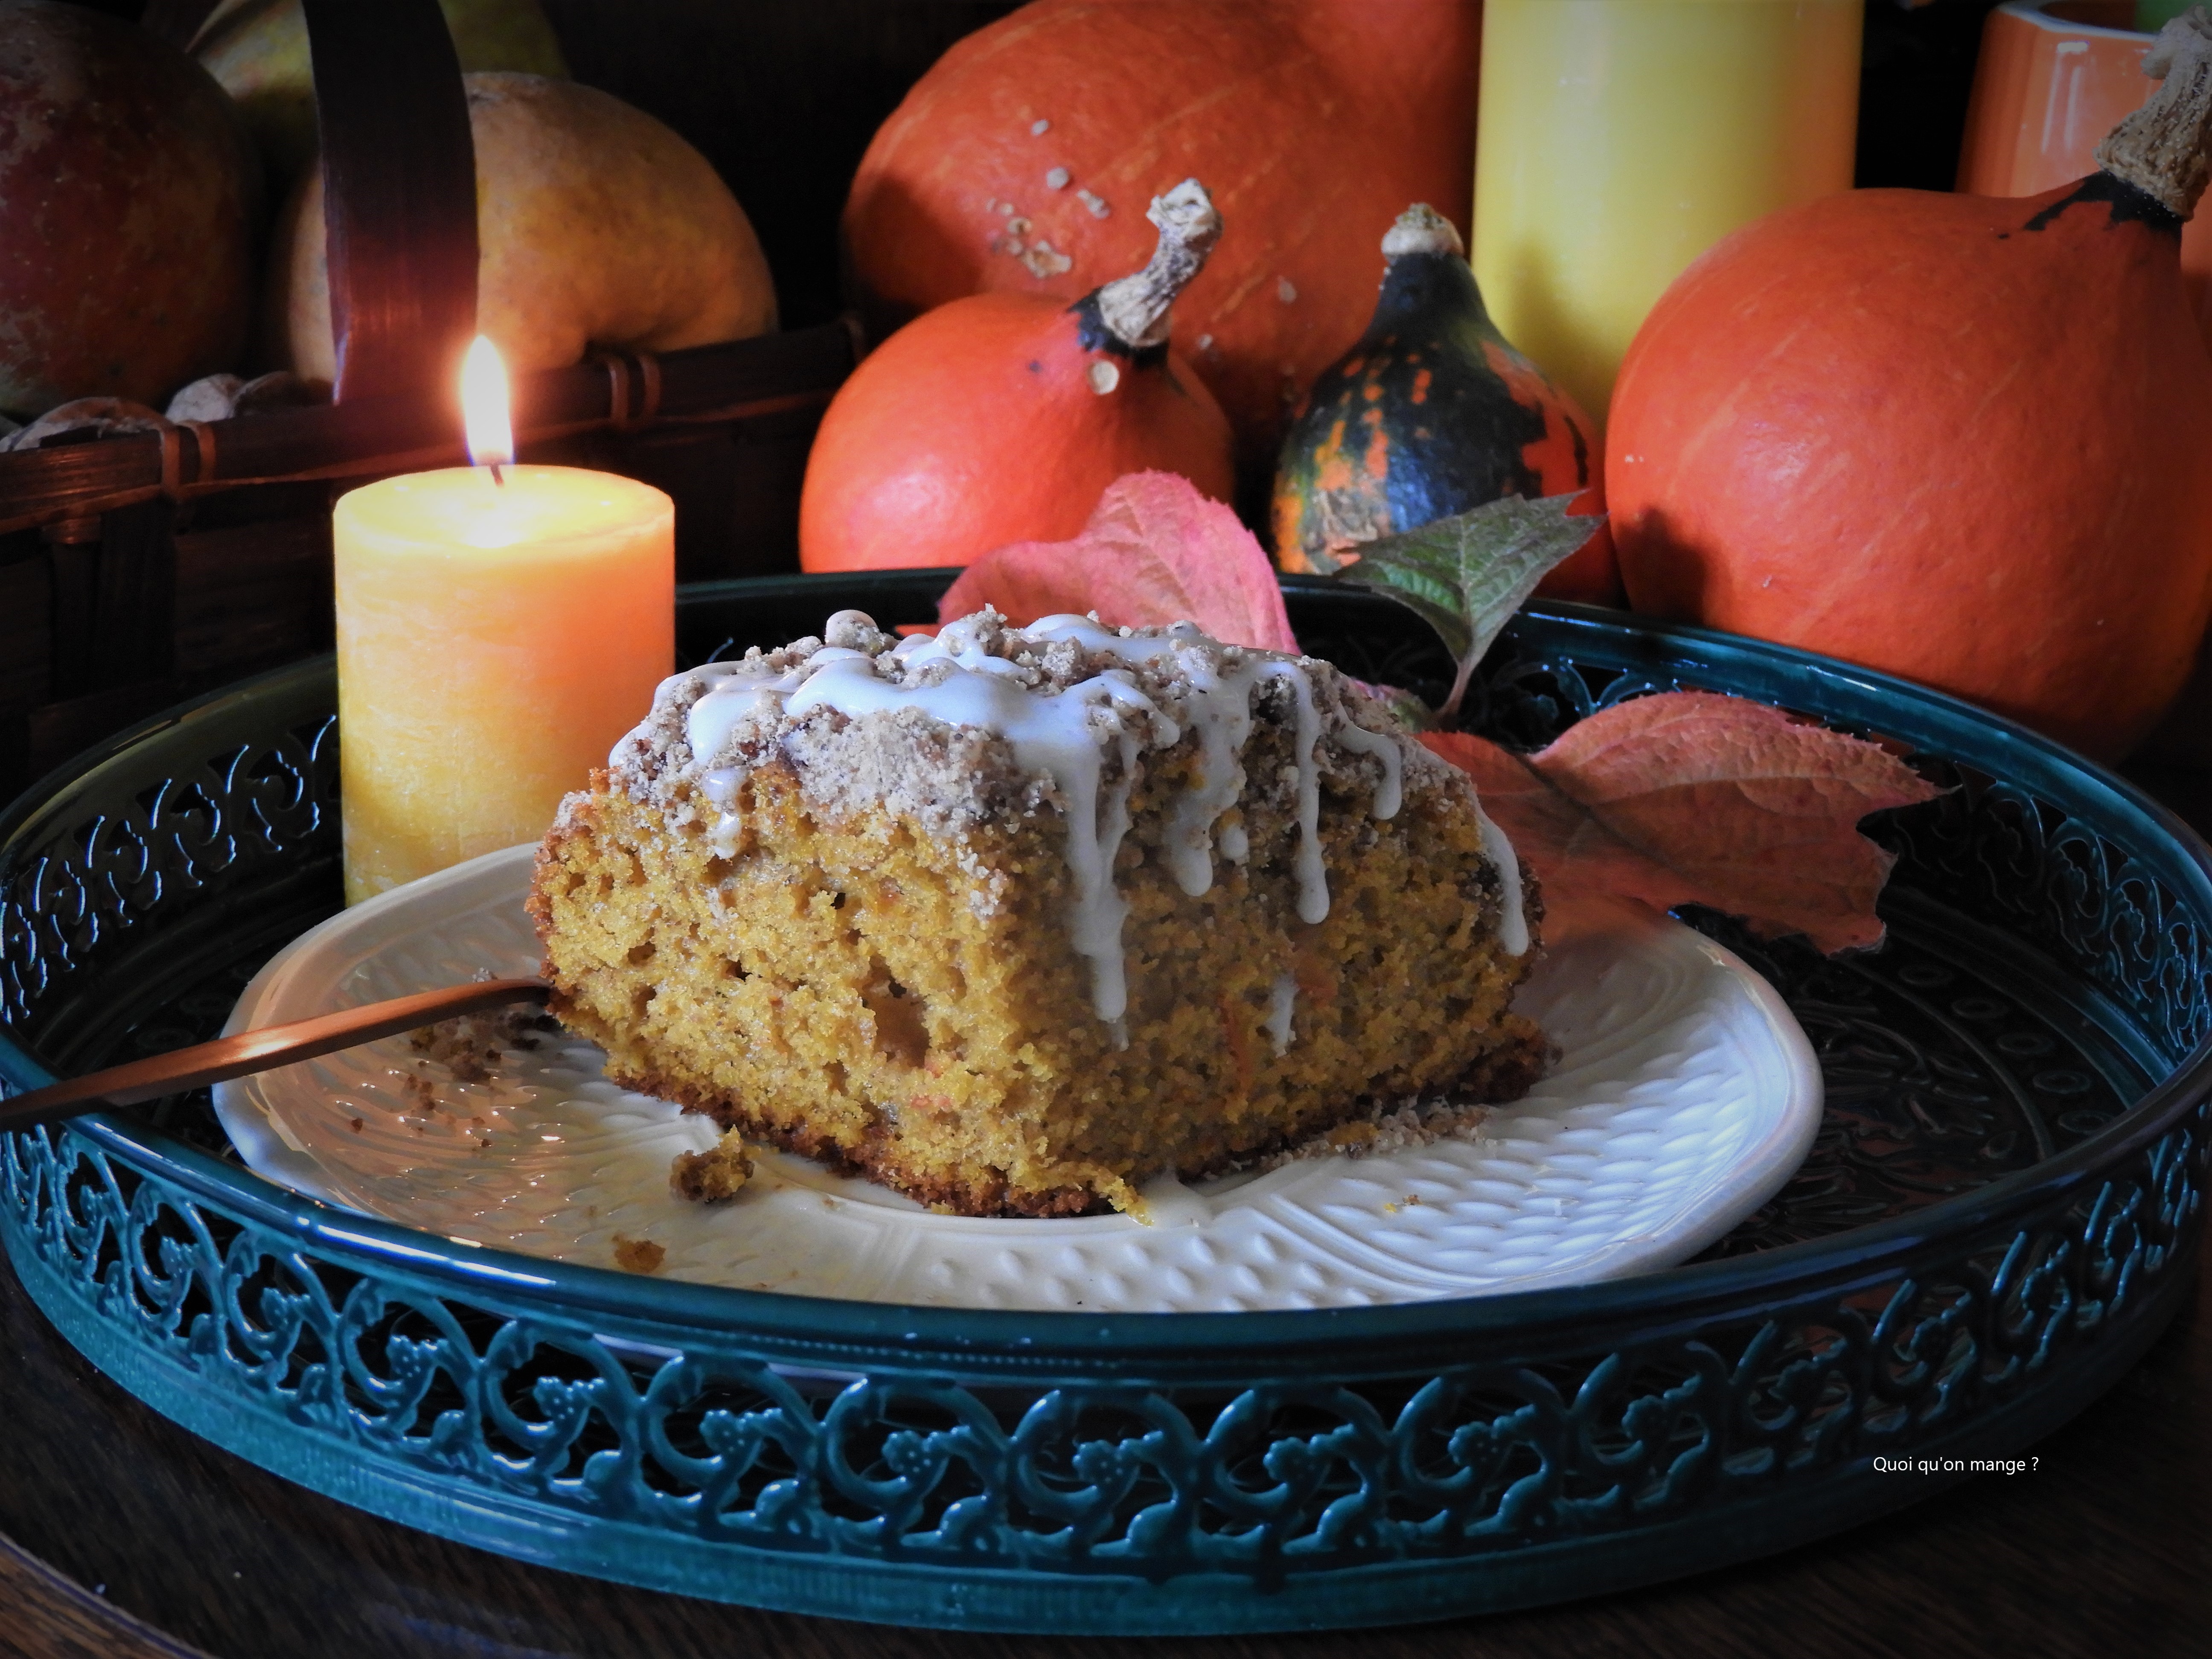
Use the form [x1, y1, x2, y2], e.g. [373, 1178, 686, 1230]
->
[528, 607, 1543, 1217]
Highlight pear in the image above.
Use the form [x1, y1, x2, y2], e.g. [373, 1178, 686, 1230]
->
[193, 0, 568, 188]
[274, 73, 777, 384]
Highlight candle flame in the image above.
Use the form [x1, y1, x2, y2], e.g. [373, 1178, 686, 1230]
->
[461, 335, 514, 470]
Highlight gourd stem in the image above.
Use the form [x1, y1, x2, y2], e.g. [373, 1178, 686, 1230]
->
[2094, 7, 2212, 217]
[1381, 204, 1464, 261]
[1095, 180, 1221, 349]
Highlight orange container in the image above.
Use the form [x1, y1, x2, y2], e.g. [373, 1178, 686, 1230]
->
[1957, 1, 2212, 347]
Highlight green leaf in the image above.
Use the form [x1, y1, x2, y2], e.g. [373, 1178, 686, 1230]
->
[1332, 493, 1603, 722]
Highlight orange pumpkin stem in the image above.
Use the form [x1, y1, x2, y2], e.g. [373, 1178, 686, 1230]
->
[2094, 8, 2212, 217]
[1094, 179, 1221, 349]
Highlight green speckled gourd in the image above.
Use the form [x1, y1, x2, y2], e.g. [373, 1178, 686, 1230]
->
[1272, 205, 1617, 601]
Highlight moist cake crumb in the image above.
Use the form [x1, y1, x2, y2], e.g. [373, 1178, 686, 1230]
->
[672, 1132, 755, 1202]
[408, 1003, 561, 1082]
[611, 1235, 666, 1274]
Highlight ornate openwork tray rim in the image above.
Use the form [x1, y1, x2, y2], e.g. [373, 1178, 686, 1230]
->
[5, 579, 2207, 1631]
[4, 585, 2208, 1374]
[18, 1068, 2199, 1380]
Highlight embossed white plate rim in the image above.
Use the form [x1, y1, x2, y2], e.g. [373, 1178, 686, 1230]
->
[214, 844, 1824, 1311]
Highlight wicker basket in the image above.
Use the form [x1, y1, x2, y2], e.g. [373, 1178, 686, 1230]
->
[0, 0, 901, 801]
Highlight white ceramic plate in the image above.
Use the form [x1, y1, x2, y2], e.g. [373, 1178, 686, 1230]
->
[213, 844, 1822, 1313]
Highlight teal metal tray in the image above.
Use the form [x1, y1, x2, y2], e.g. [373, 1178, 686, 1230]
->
[1, 574, 2204, 1633]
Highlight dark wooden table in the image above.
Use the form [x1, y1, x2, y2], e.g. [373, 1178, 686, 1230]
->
[7, 766, 2212, 1659]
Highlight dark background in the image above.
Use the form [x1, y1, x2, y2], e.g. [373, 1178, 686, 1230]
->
[0, 0, 2014, 809]
[66, 0, 2009, 331]
[536, 0, 2007, 330]
[11, 11, 2209, 1659]
[537, 0, 2011, 329]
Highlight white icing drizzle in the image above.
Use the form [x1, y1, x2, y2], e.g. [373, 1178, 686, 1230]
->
[1161, 650, 1263, 895]
[688, 763, 750, 856]
[666, 613, 1431, 1026]
[1334, 722, 1402, 820]
[1026, 619, 1301, 902]
[1259, 661, 1329, 926]
[1477, 807, 1530, 956]
[682, 664, 806, 762]
[1133, 1171, 1210, 1227]
[1266, 972, 1298, 1057]
[784, 646, 1170, 1024]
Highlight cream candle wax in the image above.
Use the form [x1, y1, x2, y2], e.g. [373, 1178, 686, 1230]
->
[1472, 0, 1862, 425]
[335, 340, 673, 903]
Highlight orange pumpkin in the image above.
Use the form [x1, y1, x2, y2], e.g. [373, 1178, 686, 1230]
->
[801, 181, 1234, 573]
[841, 0, 1481, 490]
[1609, 18, 2212, 761]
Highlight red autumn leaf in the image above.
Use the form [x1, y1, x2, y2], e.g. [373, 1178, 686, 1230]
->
[937, 471, 1298, 652]
[1423, 692, 1943, 954]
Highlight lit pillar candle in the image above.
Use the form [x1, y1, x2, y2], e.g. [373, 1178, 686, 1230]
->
[1472, 0, 1862, 425]
[335, 337, 674, 904]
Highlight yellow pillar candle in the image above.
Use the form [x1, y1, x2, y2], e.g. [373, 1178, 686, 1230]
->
[335, 464, 674, 904]
[1472, 0, 1863, 425]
